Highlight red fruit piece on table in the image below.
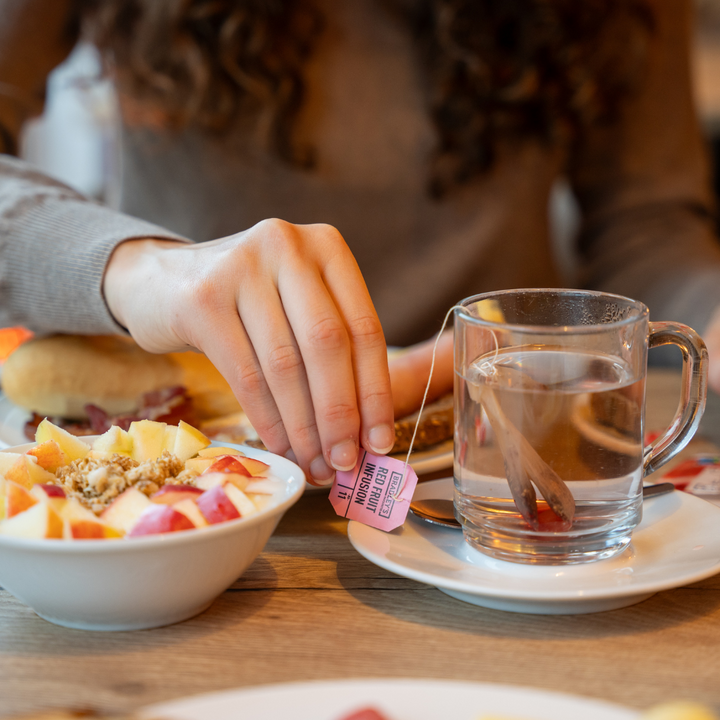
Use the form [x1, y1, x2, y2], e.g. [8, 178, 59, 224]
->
[127, 504, 196, 537]
[196, 484, 241, 524]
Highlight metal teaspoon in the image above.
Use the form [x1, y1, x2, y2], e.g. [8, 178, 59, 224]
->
[408, 482, 676, 529]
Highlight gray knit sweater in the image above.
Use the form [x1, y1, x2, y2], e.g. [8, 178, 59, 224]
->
[3, 0, 720, 347]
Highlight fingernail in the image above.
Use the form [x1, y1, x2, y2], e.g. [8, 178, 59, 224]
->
[308, 455, 336, 486]
[368, 424, 395, 454]
[330, 439, 358, 472]
[285, 448, 298, 464]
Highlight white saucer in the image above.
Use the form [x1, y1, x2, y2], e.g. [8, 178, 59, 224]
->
[347, 477, 720, 614]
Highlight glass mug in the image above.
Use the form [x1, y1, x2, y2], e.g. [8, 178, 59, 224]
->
[453, 289, 707, 565]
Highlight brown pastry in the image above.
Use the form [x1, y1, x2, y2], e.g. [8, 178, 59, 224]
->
[392, 393, 453, 453]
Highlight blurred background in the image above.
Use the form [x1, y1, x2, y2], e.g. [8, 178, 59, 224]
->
[17, 1, 720, 289]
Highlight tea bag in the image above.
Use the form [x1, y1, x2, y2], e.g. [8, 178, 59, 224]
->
[468, 360, 576, 530]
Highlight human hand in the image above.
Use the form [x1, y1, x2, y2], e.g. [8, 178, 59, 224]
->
[103, 219, 395, 486]
[388, 330, 454, 418]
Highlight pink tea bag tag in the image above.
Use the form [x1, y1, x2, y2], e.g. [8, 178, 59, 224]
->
[330, 451, 419, 532]
[329, 304, 463, 532]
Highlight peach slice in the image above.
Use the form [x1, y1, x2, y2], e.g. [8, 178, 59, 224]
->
[35, 419, 90, 462]
[4, 455, 56, 490]
[61, 499, 122, 539]
[27, 440, 68, 473]
[4, 480, 38, 518]
[0, 451, 23, 477]
[0, 501, 63, 539]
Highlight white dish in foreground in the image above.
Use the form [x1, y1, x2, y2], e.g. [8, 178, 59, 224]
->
[348, 477, 720, 615]
[0, 439, 305, 631]
[140, 678, 639, 720]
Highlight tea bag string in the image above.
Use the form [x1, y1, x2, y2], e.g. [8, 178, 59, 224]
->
[391, 304, 498, 501]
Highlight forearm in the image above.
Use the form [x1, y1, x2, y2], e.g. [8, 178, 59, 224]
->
[0, 155, 189, 334]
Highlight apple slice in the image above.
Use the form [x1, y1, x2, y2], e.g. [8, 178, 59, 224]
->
[150, 484, 204, 505]
[194, 471, 249, 492]
[163, 424, 179, 454]
[173, 420, 211, 462]
[0, 501, 63, 539]
[129, 420, 168, 462]
[196, 484, 241, 524]
[35, 419, 90, 462]
[224, 483, 258, 518]
[204, 455, 252, 477]
[4, 480, 38, 518]
[235, 456, 270, 477]
[197, 446, 245, 458]
[100, 487, 153, 533]
[184, 456, 216, 475]
[92, 426, 133, 457]
[27, 440, 68, 473]
[0, 451, 23, 477]
[172, 498, 208, 528]
[61, 499, 122, 539]
[4, 455, 56, 490]
[127, 504, 196, 537]
[30, 483, 67, 511]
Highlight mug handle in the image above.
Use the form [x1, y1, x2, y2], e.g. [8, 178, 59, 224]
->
[643, 321, 708, 477]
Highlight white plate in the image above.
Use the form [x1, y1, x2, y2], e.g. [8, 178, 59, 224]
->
[391, 439, 453, 475]
[348, 477, 720, 615]
[0, 394, 31, 448]
[140, 678, 639, 720]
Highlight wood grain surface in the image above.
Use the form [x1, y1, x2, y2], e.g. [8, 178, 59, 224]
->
[2, 370, 720, 717]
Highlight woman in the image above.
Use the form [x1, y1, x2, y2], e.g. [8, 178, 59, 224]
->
[2, 0, 720, 485]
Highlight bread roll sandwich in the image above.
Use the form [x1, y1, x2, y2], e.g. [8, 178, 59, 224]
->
[1, 335, 245, 439]
[2, 334, 452, 453]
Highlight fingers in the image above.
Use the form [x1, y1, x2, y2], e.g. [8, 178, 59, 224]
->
[111, 220, 395, 484]
[275, 228, 394, 469]
[235, 272, 336, 485]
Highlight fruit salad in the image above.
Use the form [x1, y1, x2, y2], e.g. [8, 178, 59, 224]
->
[0, 418, 281, 540]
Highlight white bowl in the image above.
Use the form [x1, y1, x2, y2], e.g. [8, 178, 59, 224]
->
[0, 439, 305, 631]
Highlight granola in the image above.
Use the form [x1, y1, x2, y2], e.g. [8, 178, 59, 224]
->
[55, 451, 188, 514]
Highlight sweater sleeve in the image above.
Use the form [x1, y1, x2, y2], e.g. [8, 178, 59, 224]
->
[0, 154, 190, 334]
[570, 0, 720, 337]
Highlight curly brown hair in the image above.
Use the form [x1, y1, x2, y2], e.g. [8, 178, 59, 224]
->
[81, 0, 653, 196]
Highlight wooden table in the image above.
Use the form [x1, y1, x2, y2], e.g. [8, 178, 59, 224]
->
[2, 370, 720, 718]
